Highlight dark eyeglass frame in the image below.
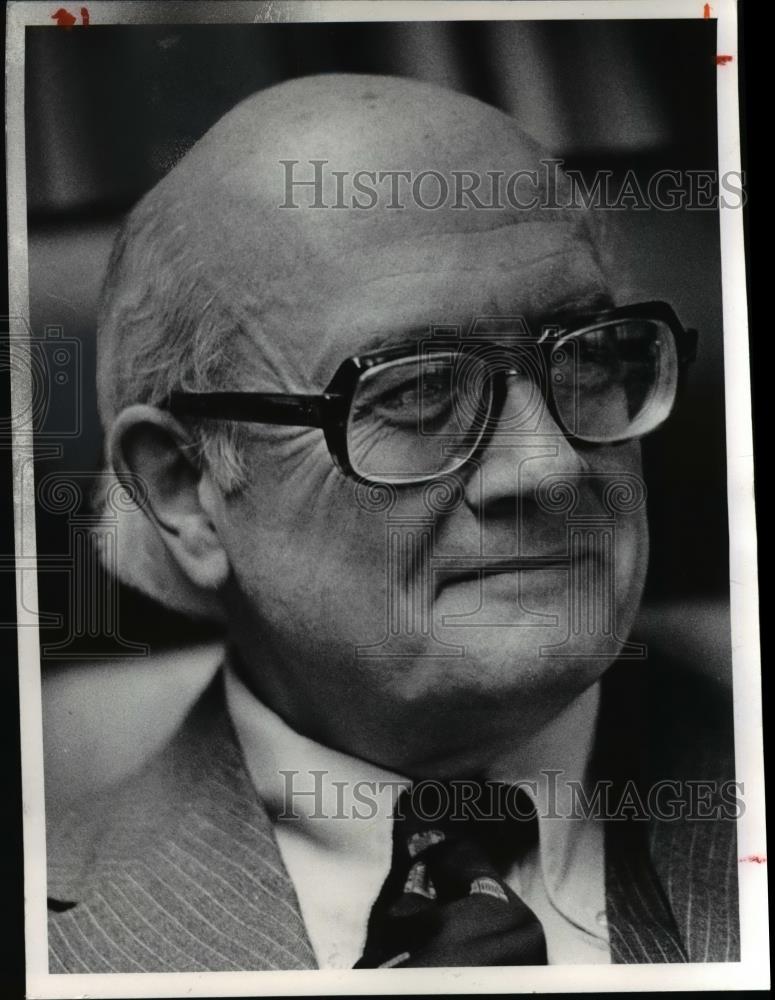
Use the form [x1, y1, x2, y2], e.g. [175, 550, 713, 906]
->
[167, 300, 698, 483]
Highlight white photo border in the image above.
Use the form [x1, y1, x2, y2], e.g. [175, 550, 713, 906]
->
[6, 0, 767, 995]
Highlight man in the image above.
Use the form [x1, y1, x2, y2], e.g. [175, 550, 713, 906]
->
[46, 74, 739, 970]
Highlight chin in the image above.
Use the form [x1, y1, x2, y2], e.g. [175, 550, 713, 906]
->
[375, 627, 612, 716]
[370, 646, 603, 780]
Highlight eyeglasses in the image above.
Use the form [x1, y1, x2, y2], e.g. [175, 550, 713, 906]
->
[167, 301, 697, 486]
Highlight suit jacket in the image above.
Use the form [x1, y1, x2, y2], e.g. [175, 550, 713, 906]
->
[46, 657, 740, 971]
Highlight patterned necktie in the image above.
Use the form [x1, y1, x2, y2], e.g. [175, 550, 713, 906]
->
[354, 783, 547, 968]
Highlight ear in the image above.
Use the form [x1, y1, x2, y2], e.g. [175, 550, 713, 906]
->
[109, 405, 230, 592]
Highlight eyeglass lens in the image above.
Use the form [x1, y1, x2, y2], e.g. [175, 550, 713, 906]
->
[346, 318, 678, 482]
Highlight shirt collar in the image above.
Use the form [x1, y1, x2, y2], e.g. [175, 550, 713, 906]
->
[224, 661, 604, 938]
[224, 663, 410, 857]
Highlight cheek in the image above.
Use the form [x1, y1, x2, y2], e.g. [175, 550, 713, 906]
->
[612, 456, 649, 610]
[219, 445, 394, 617]
[583, 440, 649, 597]
[615, 507, 649, 597]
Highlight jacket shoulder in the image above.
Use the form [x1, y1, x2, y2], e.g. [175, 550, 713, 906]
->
[46, 671, 316, 973]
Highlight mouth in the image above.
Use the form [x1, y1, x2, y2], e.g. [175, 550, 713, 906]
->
[432, 553, 575, 597]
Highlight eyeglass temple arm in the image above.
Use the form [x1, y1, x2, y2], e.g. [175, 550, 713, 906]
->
[167, 392, 341, 427]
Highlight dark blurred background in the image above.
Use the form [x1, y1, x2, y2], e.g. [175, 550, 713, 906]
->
[27, 19, 729, 669]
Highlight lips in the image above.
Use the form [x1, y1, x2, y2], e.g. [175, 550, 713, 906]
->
[432, 552, 576, 597]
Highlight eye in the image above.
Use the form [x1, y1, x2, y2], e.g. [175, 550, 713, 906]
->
[373, 369, 450, 424]
[575, 332, 621, 389]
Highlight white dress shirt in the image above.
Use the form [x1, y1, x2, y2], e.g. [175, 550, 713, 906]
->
[224, 664, 610, 967]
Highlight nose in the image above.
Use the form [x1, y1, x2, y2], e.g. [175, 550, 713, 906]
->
[462, 373, 588, 512]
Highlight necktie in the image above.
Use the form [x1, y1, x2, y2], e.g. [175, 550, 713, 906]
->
[354, 783, 548, 968]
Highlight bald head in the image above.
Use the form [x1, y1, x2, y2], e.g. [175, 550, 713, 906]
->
[158, 72, 553, 211]
[151, 73, 593, 288]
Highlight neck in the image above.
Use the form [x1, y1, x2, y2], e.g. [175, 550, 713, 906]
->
[227, 642, 601, 784]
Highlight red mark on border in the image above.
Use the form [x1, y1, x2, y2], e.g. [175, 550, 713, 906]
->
[703, 3, 710, 17]
[739, 854, 767, 864]
[716, 54, 734, 66]
[51, 6, 89, 26]
[51, 7, 76, 27]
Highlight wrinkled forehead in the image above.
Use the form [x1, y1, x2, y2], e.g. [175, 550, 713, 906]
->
[168, 80, 608, 389]
[212, 212, 606, 393]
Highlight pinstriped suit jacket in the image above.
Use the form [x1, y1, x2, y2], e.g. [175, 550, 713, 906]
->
[46, 657, 740, 971]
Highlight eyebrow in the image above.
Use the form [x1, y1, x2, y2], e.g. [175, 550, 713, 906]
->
[546, 292, 616, 330]
[354, 325, 435, 356]
[351, 292, 616, 357]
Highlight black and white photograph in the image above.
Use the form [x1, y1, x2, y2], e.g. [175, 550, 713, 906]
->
[6, 0, 767, 995]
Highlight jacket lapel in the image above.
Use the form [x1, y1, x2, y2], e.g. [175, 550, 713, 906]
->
[598, 657, 739, 964]
[47, 672, 317, 972]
